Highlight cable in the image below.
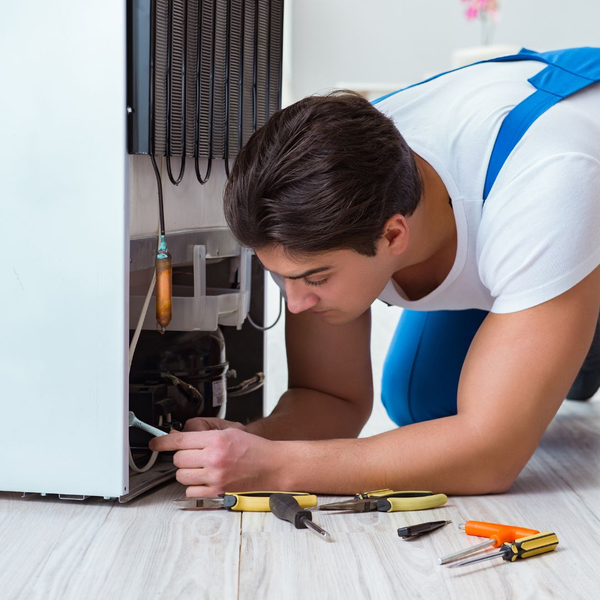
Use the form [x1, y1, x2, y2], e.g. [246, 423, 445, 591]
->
[150, 155, 166, 236]
[128, 216, 164, 472]
[247, 291, 283, 331]
[227, 372, 265, 397]
[129, 414, 164, 473]
[129, 270, 156, 370]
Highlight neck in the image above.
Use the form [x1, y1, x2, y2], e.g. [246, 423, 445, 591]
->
[391, 153, 457, 299]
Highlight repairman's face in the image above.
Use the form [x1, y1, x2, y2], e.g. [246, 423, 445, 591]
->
[256, 244, 391, 325]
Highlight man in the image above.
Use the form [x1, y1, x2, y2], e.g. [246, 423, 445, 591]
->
[151, 48, 600, 498]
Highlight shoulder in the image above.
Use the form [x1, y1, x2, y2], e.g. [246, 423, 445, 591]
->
[477, 152, 600, 313]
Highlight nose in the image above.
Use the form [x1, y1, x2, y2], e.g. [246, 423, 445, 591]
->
[285, 281, 319, 314]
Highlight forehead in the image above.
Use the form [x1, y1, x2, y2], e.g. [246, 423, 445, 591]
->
[255, 245, 353, 277]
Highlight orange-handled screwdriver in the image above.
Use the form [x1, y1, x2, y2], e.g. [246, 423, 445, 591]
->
[438, 521, 540, 565]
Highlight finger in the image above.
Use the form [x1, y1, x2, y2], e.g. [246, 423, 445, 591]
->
[149, 430, 213, 452]
[176, 468, 208, 487]
[185, 485, 225, 498]
[173, 449, 205, 469]
[183, 418, 211, 432]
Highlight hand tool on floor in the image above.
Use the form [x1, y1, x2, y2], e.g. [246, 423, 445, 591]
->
[438, 520, 540, 565]
[128, 411, 168, 437]
[316, 490, 448, 513]
[398, 520, 451, 540]
[175, 491, 318, 512]
[269, 493, 332, 541]
[354, 488, 395, 499]
[448, 531, 559, 568]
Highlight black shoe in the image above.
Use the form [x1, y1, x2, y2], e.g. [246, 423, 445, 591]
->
[567, 314, 600, 401]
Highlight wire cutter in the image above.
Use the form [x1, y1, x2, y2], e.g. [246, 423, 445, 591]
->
[174, 491, 318, 512]
[316, 489, 448, 513]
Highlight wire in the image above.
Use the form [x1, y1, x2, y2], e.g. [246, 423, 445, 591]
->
[128, 414, 164, 473]
[128, 222, 164, 473]
[129, 270, 156, 369]
[247, 291, 283, 331]
[227, 372, 265, 397]
[150, 155, 166, 236]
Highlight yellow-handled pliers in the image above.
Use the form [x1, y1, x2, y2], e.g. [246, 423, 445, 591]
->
[175, 491, 318, 512]
[315, 490, 448, 513]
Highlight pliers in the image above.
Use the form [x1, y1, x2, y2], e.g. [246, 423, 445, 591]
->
[174, 491, 318, 512]
[315, 489, 448, 513]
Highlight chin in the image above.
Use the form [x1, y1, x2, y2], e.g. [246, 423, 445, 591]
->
[319, 310, 357, 326]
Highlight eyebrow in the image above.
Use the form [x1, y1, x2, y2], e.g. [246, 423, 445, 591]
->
[254, 257, 332, 280]
[283, 266, 332, 280]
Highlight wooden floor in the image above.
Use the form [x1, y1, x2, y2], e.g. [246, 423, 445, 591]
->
[1, 397, 599, 600]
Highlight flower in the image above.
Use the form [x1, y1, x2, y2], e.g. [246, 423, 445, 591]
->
[461, 0, 500, 45]
[461, 0, 499, 22]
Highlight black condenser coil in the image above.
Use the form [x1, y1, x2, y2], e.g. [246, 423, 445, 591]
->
[127, 0, 283, 179]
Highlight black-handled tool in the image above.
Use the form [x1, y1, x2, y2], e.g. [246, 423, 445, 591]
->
[269, 493, 332, 541]
[398, 520, 451, 540]
[448, 531, 559, 568]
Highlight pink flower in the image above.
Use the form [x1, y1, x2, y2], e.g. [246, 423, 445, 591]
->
[462, 0, 499, 21]
[466, 5, 479, 20]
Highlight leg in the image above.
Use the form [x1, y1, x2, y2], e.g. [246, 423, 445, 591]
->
[567, 312, 600, 401]
[381, 309, 488, 426]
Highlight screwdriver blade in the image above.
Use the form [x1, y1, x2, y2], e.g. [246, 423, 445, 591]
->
[174, 498, 225, 509]
[301, 516, 333, 541]
[447, 550, 503, 568]
[438, 538, 496, 564]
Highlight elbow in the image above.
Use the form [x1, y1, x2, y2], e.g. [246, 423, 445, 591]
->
[470, 453, 524, 495]
[458, 421, 529, 495]
[460, 468, 517, 496]
[483, 476, 515, 495]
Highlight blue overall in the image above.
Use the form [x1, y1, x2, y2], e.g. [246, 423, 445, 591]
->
[380, 47, 600, 426]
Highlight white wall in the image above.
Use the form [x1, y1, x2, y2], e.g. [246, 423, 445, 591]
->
[290, 0, 600, 100]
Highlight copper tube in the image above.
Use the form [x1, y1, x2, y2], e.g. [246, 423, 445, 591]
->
[156, 252, 172, 331]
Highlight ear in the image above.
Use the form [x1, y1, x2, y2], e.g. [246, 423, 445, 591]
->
[381, 214, 409, 255]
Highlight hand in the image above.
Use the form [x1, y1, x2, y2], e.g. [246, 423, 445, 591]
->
[183, 417, 246, 433]
[148, 428, 283, 497]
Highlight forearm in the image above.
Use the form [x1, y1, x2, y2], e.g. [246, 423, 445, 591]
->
[272, 414, 515, 496]
[245, 387, 371, 441]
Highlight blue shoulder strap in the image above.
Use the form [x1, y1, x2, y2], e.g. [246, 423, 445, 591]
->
[373, 47, 600, 202]
[482, 47, 600, 200]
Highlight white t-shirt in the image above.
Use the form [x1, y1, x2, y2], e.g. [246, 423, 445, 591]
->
[375, 59, 600, 313]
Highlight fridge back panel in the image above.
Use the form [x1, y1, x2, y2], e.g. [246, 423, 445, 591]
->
[128, 0, 284, 160]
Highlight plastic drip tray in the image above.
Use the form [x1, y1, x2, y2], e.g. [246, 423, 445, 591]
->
[130, 286, 246, 331]
[171, 284, 238, 298]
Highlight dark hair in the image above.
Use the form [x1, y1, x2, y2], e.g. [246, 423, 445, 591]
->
[224, 90, 422, 257]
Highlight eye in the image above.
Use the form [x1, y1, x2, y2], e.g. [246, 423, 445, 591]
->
[305, 278, 327, 287]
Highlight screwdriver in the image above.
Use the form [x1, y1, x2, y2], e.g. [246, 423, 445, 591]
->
[438, 520, 540, 564]
[269, 493, 332, 541]
[448, 531, 559, 568]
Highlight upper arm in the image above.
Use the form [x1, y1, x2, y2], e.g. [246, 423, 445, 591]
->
[457, 266, 600, 488]
[285, 306, 374, 415]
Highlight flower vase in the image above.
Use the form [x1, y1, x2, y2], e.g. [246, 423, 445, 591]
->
[451, 44, 521, 68]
